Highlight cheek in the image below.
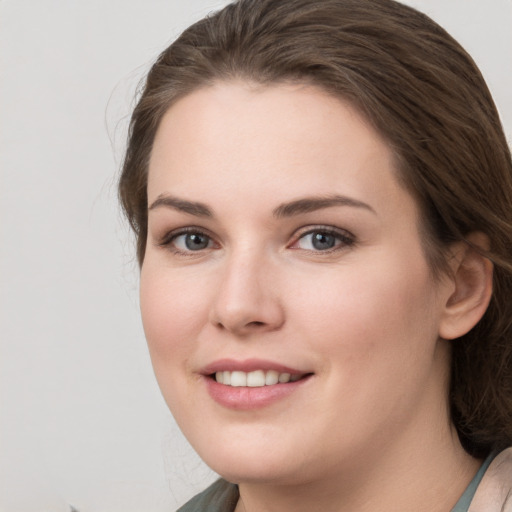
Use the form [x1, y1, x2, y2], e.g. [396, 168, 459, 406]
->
[293, 258, 445, 436]
[293, 252, 441, 370]
[139, 265, 209, 369]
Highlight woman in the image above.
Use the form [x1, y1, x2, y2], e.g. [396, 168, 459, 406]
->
[119, 0, 512, 510]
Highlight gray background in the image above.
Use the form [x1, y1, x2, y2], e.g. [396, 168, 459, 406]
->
[1, 1, 511, 511]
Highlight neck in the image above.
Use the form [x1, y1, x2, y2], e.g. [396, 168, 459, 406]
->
[235, 429, 479, 512]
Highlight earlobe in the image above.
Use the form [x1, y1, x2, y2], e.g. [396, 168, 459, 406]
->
[438, 232, 493, 340]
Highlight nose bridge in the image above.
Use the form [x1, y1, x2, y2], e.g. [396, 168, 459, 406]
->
[210, 244, 284, 334]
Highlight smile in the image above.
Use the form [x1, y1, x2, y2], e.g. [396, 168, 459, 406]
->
[214, 370, 304, 387]
[202, 359, 313, 409]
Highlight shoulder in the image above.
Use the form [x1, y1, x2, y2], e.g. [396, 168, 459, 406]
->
[177, 479, 239, 512]
[469, 447, 512, 512]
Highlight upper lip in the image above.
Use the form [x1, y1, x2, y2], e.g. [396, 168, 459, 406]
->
[201, 358, 309, 376]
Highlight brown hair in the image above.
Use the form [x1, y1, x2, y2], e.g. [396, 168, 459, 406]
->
[119, 0, 512, 457]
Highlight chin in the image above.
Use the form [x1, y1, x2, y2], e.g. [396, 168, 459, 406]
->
[209, 457, 307, 486]
[187, 428, 324, 486]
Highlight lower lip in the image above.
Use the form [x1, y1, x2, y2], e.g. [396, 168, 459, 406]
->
[205, 375, 312, 410]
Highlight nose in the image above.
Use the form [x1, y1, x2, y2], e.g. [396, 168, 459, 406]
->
[209, 251, 285, 336]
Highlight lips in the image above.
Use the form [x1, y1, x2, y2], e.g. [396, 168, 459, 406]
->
[201, 359, 313, 409]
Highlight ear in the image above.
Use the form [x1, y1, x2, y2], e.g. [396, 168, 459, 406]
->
[438, 232, 493, 340]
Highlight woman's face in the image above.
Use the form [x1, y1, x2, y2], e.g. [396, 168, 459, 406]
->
[141, 82, 454, 485]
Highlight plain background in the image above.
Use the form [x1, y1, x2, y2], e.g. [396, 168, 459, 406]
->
[1, 1, 511, 511]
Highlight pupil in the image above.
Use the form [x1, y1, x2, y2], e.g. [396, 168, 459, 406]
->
[185, 233, 209, 250]
[312, 232, 335, 250]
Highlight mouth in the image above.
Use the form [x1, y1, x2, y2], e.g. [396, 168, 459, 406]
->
[201, 359, 313, 409]
[210, 369, 310, 387]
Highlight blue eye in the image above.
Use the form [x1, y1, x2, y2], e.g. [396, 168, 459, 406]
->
[294, 229, 353, 251]
[170, 231, 213, 252]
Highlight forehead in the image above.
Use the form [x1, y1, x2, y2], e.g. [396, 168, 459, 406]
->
[148, 81, 414, 221]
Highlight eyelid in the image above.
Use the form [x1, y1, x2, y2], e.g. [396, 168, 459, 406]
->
[157, 226, 219, 254]
[288, 225, 356, 251]
[155, 224, 355, 254]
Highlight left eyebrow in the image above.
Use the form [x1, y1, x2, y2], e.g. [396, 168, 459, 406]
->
[273, 195, 376, 218]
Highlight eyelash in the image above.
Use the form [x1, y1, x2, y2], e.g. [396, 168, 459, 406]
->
[158, 227, 217, 256]
[289, 226, 355, 253]
[157, 225, 356, 256]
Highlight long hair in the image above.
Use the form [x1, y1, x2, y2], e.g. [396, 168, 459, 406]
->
[119, 0, 512, 456]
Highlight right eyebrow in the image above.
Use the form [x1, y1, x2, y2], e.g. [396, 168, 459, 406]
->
[148, 194, 213, 217]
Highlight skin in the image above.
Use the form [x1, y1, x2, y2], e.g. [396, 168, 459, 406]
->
[141, 82, 484, 512]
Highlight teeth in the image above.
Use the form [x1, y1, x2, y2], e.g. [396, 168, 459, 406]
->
[278, 372, 291, 383]
[247, 370, 265, 387]
[214, 370, 304, 387]
[265, 370, 279, 386]
[230, 371, 246, 387]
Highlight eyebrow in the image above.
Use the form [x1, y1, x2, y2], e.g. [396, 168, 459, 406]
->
[148, 193, 375, 218]
[272, 195, 376, 218]
[148, 194, 213, 217]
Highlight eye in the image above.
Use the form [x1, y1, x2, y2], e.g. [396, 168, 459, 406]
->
[175, 232, 212, 251]
[160, 228, 216, 254]
[291, 227, 354, 252]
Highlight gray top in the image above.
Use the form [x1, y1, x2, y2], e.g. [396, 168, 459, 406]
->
[177, 479, 238, 512]
[451, 452, 496, 512]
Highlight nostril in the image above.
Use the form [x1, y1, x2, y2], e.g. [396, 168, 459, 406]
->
[248, 321, 265, 327]
[213, 319, 267, 333]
